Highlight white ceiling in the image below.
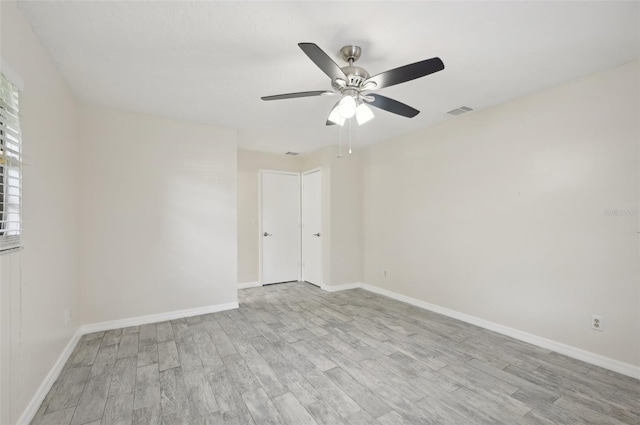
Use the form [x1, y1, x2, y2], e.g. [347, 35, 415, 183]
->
[17, 1, 640, 154]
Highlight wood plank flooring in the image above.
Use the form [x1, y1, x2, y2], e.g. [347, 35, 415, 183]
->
[32, 282, 639, 425]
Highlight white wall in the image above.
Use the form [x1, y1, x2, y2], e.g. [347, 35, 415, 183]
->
[79, 105, 238, 324]
[1, 2, 81, 423]
[362, 61, 640, 366]
[237, 149, 300, 284]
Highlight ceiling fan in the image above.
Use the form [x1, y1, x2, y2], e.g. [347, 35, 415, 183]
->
[261, 43, 444, 126]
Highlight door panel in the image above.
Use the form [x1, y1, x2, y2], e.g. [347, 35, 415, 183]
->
[302, 170, 322, 286]
[261, 171, 300, 284]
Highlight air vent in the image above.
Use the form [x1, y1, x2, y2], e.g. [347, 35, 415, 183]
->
[447, 106, 474, 116]
[285, 152, 299, 156]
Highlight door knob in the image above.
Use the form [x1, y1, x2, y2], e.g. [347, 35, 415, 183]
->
[263, 232, 272, 237]
[313, 233, 321, 237]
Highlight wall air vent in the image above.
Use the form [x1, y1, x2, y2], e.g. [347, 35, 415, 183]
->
[447, 106, 474, 116]
[285, 152, 299, 156]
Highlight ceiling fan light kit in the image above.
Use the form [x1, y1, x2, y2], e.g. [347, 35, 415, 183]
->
[327, 104, 345, 126]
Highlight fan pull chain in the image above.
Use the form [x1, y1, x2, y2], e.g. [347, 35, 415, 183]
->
[338, 124, 343, 158]
[349, 118, 353, 154]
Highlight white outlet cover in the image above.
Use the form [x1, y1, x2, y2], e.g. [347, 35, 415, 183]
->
[592, 315, 603, 331]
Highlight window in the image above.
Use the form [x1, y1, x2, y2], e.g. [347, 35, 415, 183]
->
[0, 73, 22, 252]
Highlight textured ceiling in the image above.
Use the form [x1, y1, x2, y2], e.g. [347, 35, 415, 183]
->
[17, 1, 640, 154]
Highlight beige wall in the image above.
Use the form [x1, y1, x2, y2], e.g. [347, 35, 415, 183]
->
[237, 149, 301, 284]
[79, 105, 238, 324]
[1, 2, 81, 423]
[328, 151, 363, 285]
[362, 61, 640, 366]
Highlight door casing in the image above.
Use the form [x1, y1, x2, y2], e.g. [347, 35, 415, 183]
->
[301, 168, 323, 286]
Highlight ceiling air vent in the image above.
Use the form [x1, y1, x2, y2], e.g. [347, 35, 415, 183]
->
[447, 106, 474, 116]
[285, 152, 299, 156]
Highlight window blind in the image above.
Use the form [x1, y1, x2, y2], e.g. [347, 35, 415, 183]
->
[0, 73, 22, 252]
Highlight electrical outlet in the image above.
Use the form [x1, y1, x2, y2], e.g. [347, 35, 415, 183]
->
[64, 308, 71, 326]
[591, 315, 603, 331]
[382, 270, 388, 278]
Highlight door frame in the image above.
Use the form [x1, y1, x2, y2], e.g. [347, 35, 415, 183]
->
[258, 169, 301, 286]
[301, 167, 323, 286]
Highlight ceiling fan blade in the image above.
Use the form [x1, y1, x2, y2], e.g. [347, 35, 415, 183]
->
[366, 94, 420, 118]
[261, 90, 333, 101]
[298, 43, 348, 82]
[364, 57, 444, 90]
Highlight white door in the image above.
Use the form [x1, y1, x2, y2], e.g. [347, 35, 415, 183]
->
[261, 171, 300, 285]
[302, 170, 322, 286]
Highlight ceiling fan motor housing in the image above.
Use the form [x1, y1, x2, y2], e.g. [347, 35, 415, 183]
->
[340, 65, 369, 88]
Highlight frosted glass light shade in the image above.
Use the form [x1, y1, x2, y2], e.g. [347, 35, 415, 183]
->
[327, 105, 345, 126]
[356, 103, 374, 125]
[338, 95, 357, 118]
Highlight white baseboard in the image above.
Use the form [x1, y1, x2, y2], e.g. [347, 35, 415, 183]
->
[320, 282, 363, 292]
[17, 328, 83, 425]
[319, 281, 640, 379]
[81, 302, 239, 334]
[360, 283, 640, 379]
[238, 281, 262, 290]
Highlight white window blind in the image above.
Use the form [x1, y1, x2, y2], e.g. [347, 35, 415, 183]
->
[0, 72, 22, 252]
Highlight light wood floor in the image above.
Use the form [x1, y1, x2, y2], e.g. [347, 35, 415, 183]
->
[32, 282, 639, 425]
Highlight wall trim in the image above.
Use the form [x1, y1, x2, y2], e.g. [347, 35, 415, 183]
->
[238, 281, 262, 290]
[81, 302, 239, 334]
[17, 328, 83, 425]
[319, 282, 640, 379]
[321, 282, 363, 293]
